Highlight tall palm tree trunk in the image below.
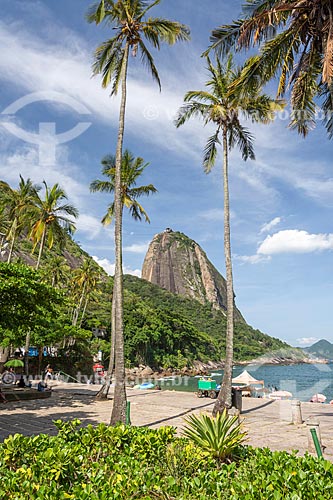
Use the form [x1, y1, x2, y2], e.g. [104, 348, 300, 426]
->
[36, 227, 46, 270]
[73, 281, 87, 327]
[213, 125, 234, 415]
[95, 290, 116, 400]
[78, 295, 89, 328]
[24, 329, 31, 377]
[7, 220, 17, 263]
[110, 42, 129, 425]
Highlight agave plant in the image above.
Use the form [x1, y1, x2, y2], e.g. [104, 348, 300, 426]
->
[182, 410, 247, 462]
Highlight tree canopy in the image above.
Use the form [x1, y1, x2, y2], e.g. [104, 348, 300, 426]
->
[207, 0, 333, 137]
[0, 263, 66, 346]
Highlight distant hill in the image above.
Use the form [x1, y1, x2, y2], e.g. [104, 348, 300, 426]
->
[142, 229, 244, 321]
[304, 339, 333, 360]
[0, 227, 299, 367]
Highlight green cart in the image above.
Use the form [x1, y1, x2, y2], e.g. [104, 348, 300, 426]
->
[197, 377, 220, 399]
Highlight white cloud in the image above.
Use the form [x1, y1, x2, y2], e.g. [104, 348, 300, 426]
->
[254, 156, 333, 208]
[237, 228, 333, 264]
[199, 208, 224, 222]
[260, 217, 281, 234]
[123, 242, 150, 254]
[258, 230, 333, 255]
[0, 146, 87, 203]
[296, 337, 319, 346]
[75, 214, 104, 240]
[235, 254, 271, 265]
[235, 167, 275, 197]
[92, 256, 141, 277]
[0, 19, 204, 162]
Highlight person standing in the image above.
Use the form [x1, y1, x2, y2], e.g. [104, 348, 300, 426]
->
[44, 365, 53, 381]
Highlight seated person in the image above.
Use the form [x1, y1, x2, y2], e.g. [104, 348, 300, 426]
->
[0, 388, 7, 403]
[17, 375, 26, 388]
[37, 381, 51, 392]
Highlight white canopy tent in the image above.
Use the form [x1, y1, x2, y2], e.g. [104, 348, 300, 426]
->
[232, 370, 264, 387]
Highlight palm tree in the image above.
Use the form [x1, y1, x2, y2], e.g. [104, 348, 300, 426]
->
[71, 258, 100, 328]
[0, 176, 40, 263]
[87, 0, 189, 424]
[175, 56, 284, 414]
[90, 149, 157, 400]
[41, 255, 71, 288]
[30, 182, 78, 270]
[207, 0, 333, 137]
[90, 150, 157, 224]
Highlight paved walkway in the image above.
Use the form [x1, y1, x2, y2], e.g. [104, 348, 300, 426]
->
[0, 383, 332, 460]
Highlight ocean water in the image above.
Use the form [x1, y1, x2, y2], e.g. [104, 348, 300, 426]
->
[157, 363, 333, 403]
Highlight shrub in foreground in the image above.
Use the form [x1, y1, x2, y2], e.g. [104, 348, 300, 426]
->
[182, 410, 246, 462]
[0, 420, 332, 499]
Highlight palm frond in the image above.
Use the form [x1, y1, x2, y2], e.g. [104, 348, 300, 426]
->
[129, 184, 157, 198]
[321, 82, 333, 139]
[228, 121, 255, 161]
[137, 39, 161, 90]
[204, 20, 244, 58]
[90, 179, 115, 193]
[183, 90, 218, 105]
[175, 102, 210, 128]
[111, 45, 127, 95]
[137, 0, 161, 20]
[128, 200, 150, 222]
[86, 1, 118, 24]
[203, 130, 220, 173]
[92, 37, 124, 87]
[101, 204, 115, 225]
[144, 18, 190, 45]
[289, 45, 321, 136]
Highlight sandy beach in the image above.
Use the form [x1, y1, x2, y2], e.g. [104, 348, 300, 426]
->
[0, 382, 332, 461]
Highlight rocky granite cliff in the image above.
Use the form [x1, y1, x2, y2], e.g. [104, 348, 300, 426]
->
[142, 229, 244, 322]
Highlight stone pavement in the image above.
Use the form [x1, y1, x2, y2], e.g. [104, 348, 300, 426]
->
[0, 382, 332, 460]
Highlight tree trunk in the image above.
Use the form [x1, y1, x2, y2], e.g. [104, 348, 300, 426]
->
[78, 295, 89, 328]
[7, 221, 17, 263]
[38, 346, 43, 375]
[95, 289, 116, 400]
[110, 42, 129, 425]
[36, 226, 46, 270]
[73, 281, 87, 327]
[213, 125, 234, 416]
[0, 346, 9, 371]
[24, 330, 31, 377]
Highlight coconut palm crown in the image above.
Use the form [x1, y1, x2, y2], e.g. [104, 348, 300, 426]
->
[30, 181, 78, 269]
[90, 150, 157, 224]
[176, 56, 284, 170]
[206, 0, 333, 137]
[87, 0, 190, 93]
[175, 55, 284, 413]
[0, 176, 40, 263]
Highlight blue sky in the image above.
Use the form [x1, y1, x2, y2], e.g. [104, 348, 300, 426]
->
[0, 0, 332, 347]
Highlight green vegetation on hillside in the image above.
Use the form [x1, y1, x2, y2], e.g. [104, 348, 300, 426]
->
[0, 259, 290, 372]
[123, 274, 288, 364]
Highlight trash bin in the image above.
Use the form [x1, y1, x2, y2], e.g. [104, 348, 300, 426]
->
[231, 388, 242, 412]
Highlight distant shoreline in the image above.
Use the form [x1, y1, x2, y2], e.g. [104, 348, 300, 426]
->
[126, 357, 330, 380]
